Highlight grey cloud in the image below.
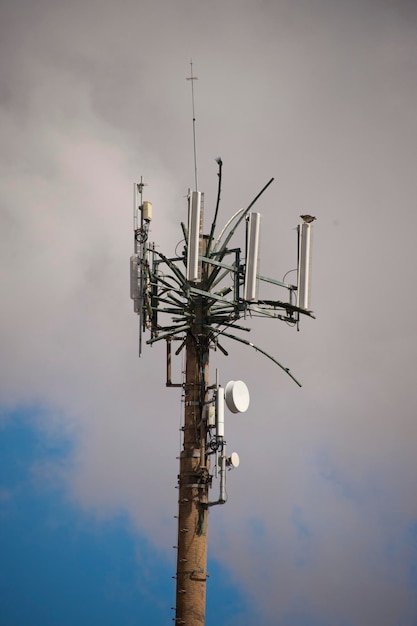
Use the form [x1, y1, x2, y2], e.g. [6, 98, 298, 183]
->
[2, 0, 417, 623]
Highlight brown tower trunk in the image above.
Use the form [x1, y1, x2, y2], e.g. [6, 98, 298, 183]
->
[175, 329, 209, 625]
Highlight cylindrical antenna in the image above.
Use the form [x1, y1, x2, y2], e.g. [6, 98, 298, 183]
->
[216, 385, 225, 439]
[186, 60, 198, 191]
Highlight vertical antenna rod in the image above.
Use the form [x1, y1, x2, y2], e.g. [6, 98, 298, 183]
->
[137, 177, 144, 356]
[186, 60, 198, 191]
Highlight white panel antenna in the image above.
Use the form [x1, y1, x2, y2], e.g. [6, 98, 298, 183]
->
[186, 191, 202, 282]
[215, 386, 225, 438]
[297, 222, 312, 310]
[130, 254, 140, 313]
[244, 212, 262, 302]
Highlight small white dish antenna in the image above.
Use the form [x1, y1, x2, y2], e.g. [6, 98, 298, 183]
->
[226, 452, 240, 469]
[224, 380, 250, 413]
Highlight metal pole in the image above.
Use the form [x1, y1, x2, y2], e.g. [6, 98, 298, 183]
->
[175, 240, 210, 625]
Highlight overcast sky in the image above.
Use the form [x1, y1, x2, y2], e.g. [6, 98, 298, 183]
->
[1, 0, 417, 624]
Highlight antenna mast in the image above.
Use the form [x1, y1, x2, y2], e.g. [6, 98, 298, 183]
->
[130, 70, 317, 626]
[186, 60, 198, 191]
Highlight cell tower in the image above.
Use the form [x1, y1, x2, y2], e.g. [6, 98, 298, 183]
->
[130, 72, 315, 626]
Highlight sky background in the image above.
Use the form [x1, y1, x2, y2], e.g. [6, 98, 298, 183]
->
[1, 0, 417, 624]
